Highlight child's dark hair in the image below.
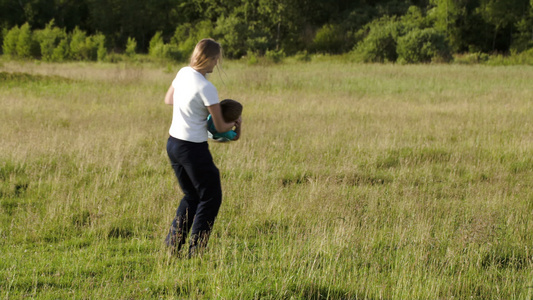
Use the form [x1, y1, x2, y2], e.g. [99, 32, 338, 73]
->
[220, 99, 243, 122]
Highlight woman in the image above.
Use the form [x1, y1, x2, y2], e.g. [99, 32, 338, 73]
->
[163, 38, 241, 257]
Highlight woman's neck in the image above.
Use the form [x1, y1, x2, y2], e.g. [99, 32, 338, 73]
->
[191, 66, 207, 77]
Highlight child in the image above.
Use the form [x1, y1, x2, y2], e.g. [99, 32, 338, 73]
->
[207, 99, 242, 142]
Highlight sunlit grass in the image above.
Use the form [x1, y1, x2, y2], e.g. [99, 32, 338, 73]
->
[1, 58, 532, 299]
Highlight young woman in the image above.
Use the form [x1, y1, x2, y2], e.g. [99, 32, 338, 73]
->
[163, 38, 241, 257]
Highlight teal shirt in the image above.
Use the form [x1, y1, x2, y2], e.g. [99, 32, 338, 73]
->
[207, 115, 237, 141]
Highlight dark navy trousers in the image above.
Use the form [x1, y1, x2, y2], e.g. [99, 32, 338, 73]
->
[165, 136, 222, 255]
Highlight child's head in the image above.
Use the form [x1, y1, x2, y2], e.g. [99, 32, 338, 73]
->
[220, 99, 242, 122]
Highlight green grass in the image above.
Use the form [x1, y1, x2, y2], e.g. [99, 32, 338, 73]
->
[1, 58, 533, 299]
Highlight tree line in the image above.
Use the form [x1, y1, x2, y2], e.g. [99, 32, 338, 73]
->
[1, 0, 532, 63]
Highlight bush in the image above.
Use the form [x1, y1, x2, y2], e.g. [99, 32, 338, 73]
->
[511, 48, 533, 65]
[69, 27, 88, 60]
[295, 50, 311, 62]
[52, 38, 69, 61]
[68, 29, 106, 61]
[453, 52, 489, 64]
[171, 23, 195, 57]
[93, 33, 107, 62]
[125, 37, 137, 57]
[246, 51, 259, 65]
[401, 6, 428, 32]
[214, 13, 273, 57]
[84, 35, 96, 60]
[484, 48, 533, 66]
[246, 34, 271, 56]
[16, 23, 36, 58]
[396, 28, 451, 63]
[35, 20, 67, 62]
[0, 27, 5, 54]
[2, 22, 107, 62]
[215, 14, 248, 58]
[312, 24, 345, 54]
[149, 31, 164, 57]
[36, 24, 55, 61]
[511, 19, 533, 53]
[265, 49, 285, 63]
[354, 16, 402, 63]
[160, 44, 181, 60]
[170, 20, 216, 60]
[149, 41, 164, 58]
[149, 31, 181, 61]
[2, 26, 20, 57]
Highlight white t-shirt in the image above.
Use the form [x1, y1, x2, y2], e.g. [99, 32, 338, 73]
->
[169, 67, 219, 142]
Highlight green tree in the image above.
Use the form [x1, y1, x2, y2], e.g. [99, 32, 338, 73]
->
[355, 16, 403, 62]
[36, 20, 56, 61]
[171, 20, 214, 58]
[16, 23, 36, 58]
[171, 23, 196, 56]
[86, 0, 184, 53]
[2, 25, 20, 57]
[0, 27, 4, 54]
[257, 0, 304, 53]
[401, 5, 430, 30]
[35, 20, 67, 61]
[477, 0, 530, 51]
[69, 27, 87, 60]
[427, 0, 464, 51]
[52, 37, 69, 61]
[512, 1, 533, 52]
[94, 33, 106, 61]
[149, 31, 180, 61]
[230, 0, 275, 54]
[125, 37, 137, 57]
[84, 35, 96, 60]
[2, 0, 533, 58]
[397, 27, 451, 63]
[148, 31, 164, 57]
[214, 13, 248, 58]
[311, 23, 345, 54]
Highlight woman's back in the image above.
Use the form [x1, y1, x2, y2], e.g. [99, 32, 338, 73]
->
[169, 66, 219, 143]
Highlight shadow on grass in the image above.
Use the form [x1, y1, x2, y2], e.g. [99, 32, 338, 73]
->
[107, 225, 134, 239]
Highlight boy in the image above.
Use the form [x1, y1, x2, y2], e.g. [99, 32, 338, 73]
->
[207, 99, 242, 142]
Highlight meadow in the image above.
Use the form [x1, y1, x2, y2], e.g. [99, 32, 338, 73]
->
[1, 57, 532, 299]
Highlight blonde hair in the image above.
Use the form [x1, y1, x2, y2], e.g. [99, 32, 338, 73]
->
[190, 38, 222, 72]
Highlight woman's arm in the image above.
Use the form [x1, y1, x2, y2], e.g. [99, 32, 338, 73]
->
[164, 85, 174, 105]
[207, 104, 237, 133]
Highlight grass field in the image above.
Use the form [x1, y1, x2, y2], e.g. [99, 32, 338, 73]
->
[1, 58, 532, 299]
